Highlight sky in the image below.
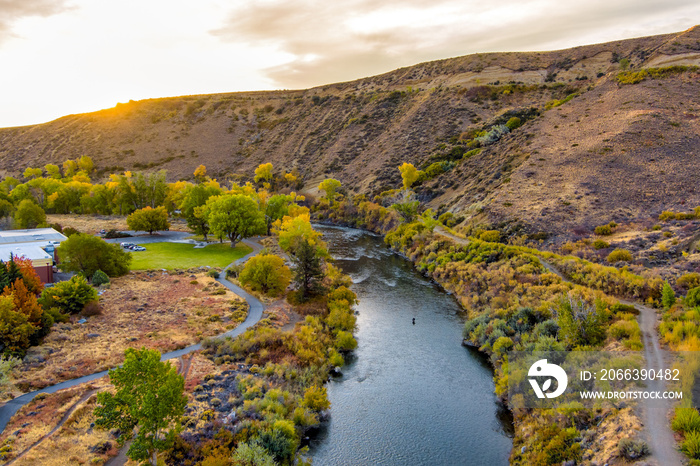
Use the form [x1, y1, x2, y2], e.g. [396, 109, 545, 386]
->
[0, 0, 697, 128]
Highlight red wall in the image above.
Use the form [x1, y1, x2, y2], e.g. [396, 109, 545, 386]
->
[34, 265, 52, 284]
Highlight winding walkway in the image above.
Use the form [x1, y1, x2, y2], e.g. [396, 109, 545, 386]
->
[433, 227, 682, 465]
[0, 238, 267, 440]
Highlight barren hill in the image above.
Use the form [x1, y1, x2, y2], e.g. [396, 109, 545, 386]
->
[0, 26, 699, 236]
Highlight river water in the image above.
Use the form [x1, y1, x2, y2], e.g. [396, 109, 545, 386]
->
[310, 226, 513, 466]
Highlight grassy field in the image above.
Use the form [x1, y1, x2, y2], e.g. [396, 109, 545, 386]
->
[129, 242, 252, 270]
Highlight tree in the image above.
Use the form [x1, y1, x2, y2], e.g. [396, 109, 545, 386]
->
[398, 163, 420, 190]
[14, 199, 45, 229]
[318, 178, 341, 203]
[95, 348, 186, 466]
[254, 163, 273, 185]
[193, 164, 207, 182]
[62, 159, 78, 177]
[275, 214, 324, 254]
[56, 233, 131, 277]
[291, 239, 324, 299]
[44, 164, 61, 179]
[239, 254, 291, 296]
[77, 155, 94, 174]
[205, 194, 265, 247]
[662, 282, 676, 310]
[39, 275, 98, 315]
[179, 184, 222, 241]
[127, 206, 170, 235]
[0, 295, 36, 355]
[22, 167, 43, 180]
[232, 442, 276, 466]
[264, 194, 294, 235]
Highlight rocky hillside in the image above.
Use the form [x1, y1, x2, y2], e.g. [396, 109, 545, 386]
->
[0, 26, 698, 236]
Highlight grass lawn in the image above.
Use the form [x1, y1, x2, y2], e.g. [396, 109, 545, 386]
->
[129, 242, 252, 270]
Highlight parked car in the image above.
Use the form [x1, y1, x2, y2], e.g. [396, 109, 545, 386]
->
[120, 242, 136, 249]
[132, 246, 146, 251]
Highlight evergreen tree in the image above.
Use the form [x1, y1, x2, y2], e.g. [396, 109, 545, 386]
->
[291, 239, 324, 299]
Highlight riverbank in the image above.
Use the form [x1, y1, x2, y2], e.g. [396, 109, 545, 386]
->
[311, 200, 664, 464]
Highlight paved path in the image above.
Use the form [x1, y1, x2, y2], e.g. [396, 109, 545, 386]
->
[0, 238, 267, 439]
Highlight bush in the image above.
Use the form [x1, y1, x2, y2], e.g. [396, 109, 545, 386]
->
[479, 230, 501, 242]
[239, 254, 291, 297]
[104, 229, 131, 239]
[39, 275, 98, 315]
[91, 270, 110, 287]
[592, 239, 610, 250]
[683, 431, 700, 459]
[677, 273, 700, 290]
[81, 301, 102, 317]
[662, 282, 676, 310]
[594, 225, 612, 236]
[607, 249, 632, 263]
[672, 408, 700, 433]
[505, 117, 521, 130]
[618, 438, 650, 460]
[207, 269, 220, 279]
[687, 287, 700, 308]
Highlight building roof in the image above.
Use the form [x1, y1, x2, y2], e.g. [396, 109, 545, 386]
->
[0, 228, 66, 244]
[0, 245, 53, 263]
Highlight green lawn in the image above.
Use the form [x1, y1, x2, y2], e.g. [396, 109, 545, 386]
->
[129, 242, 252, 270]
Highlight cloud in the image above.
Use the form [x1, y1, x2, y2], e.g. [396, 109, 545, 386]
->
[212, 0, 699, 89]
[0, 0, 71, 44]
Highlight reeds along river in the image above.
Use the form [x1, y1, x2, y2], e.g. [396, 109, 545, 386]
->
[310, 226, 513, 466]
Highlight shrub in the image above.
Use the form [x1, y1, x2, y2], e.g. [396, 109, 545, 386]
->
[81, 301, 102, 317]
[239, 254, 291, 297]
[39, 275, 98, 315]
[207, 269, 220, 279]
[683, 431, 700, 459]
[505, 117, 521, 130]
[609, 320, 638, 340]
[607, 249, 632, 263]
[91, 270, 110, 287]
[618, 438, 649, 460]
[687, 287, 700, 308]
[677, 273, 700, 290]
[479, 230, 501, 242]
[672, 408, 700, 433]
[302, 385, 330, 411]
[594, 225, 613, 236]
[592, 240, 610, 250]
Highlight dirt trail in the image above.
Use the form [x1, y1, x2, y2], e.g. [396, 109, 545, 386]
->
[433, 227, 683, 465]
[541, 258, 682, 465]
[6, 389, 98, 465]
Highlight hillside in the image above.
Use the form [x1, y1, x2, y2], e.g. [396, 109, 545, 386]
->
[0, 26, 699, 237]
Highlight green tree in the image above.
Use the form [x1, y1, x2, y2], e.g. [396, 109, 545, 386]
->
[291, 239, 324, 299]
[56, 233, 131, 277]
[662, 282, 676, 310]
[77, 155, 94, 174]
[318, 178, 341, 203]
[94, 348, 186, 466]
[39, 275, 98, 314]
[239, 254, 291, 296]
[14, 199, 46, 229]
[22, 167, 43, 180]
[44, 164, 61, 179]
[62, 159, 78, 177]
[264, 194, 294, 235]
[398, 163, 420, 190]
[0, 294, 37, 355]
[205, 194, 265, 247]
[127, 206, 170, 235]
[179, 184, 222, 241]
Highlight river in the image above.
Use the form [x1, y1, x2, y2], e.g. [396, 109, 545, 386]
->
[310, 226, 513, 465]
